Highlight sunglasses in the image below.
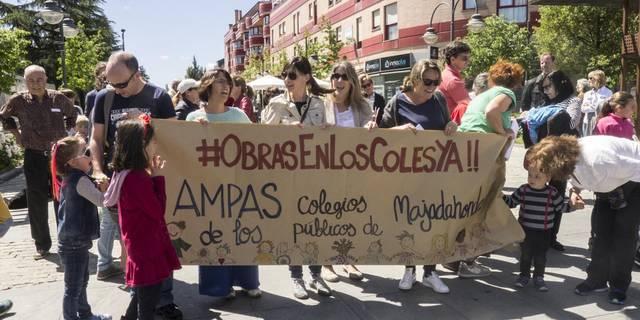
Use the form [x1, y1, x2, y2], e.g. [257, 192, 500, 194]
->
[108, 72, 136, 89]
[331, 73, 349, 81]
[422, 78, 441, 87]
[362, 82, 373, 88]
[281, 71, 298, 80]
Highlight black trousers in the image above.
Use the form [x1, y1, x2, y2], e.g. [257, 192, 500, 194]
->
[519, 228, 552, 278]
[124, 282, 163, 320]
[586, 182, 640, 292]
[24, 149, 52, 252]
[549, 179, 567, 243]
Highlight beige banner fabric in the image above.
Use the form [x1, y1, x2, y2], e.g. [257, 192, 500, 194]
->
[153, 119, 524, 266]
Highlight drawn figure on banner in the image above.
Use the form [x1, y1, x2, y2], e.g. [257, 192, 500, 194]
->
[167, 221, 192, 258]
[359, 240, 390, 264]
[254, 240, 276, 264]
[295, 242, 319, 265]
[275, 242, 293, 265]
[391, 231, 424, 265]
[429, 234, 449, 262]
[328, 238, 357, 264]
[470, 223, 501, 254]
[191, 248, 213, 264]
[215, 243, 236, 265]
[451, 229, 470, 258]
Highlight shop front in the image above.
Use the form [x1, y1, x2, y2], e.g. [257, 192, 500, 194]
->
[364, 53, 413, 101]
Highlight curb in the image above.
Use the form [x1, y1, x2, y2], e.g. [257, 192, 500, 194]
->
[0, 166, 23, 185]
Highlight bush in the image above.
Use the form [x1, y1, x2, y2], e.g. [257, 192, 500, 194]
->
[0, 131, 23, 172]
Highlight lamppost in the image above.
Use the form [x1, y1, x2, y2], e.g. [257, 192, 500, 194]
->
[422, 0, 485, 45]
[121, 28, 126, 51]
[37, 0, 79, 87]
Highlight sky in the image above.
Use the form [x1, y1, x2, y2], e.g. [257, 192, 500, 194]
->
[102, 0, 257, 87]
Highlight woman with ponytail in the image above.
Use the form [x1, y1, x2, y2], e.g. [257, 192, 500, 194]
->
[594, 92, 636, 140]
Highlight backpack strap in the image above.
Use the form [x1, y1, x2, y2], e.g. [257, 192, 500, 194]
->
[103, 89, 115, 148]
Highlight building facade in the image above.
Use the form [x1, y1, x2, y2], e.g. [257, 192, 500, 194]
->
[224, 1, 273, 73]
[268, 0, 539, 100]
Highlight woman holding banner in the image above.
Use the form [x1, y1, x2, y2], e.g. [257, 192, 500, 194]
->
[186, 69, 262, 299]
[379, 59, 457, 294]
[261, 56, 335, 300]
[320, 61, 376, 283]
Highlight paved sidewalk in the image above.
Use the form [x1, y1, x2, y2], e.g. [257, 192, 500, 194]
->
[1, 145, 640, 319]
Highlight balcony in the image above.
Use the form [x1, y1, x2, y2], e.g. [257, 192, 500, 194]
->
[259, 2, 272, 16]
[263, 25, 270, 35]
[233, 65, 245, 73]
[245, 17, 252, 27]
[238, 22, 245, 32]
[234, 48, 245, 56]
[249, 36, 264, 46]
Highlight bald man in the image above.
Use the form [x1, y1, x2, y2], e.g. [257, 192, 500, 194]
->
[0, 65, 77, 258]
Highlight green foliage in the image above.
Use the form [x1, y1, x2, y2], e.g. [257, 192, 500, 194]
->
[0, 28, 30, 93]
[139, 65, 150, 82]
[56, 24, 109, 92]
[312, 18, 344, 79]
[463, 15, 536, 79]
[0, 131, 23, 171]
[185, 56, 205, 80]
[242, 48, 288, 80]
[534, 5, 634, 88]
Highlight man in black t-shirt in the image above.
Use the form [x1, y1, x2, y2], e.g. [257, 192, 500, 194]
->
[89, 52, 181, 320]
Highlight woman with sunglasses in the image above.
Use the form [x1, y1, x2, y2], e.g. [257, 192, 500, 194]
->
[379, 59, 457, 295]
[260, 56, 335, 300]
[359, 74, 385, 124]
[186, 69, 262, 300]
[319, 61, 375, 283]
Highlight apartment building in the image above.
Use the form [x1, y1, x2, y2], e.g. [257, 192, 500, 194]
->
[224, 1, 273, 73]
[269, 0, 538, 100]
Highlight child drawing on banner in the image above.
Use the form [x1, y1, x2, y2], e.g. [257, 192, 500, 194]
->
[359, 240, 390, 264]
[451, 229, 470, 258]
[275, 242, 292, 265]
[167, 221, 191, 258]
[254, 240, 276, 264]
[328, 239, 357, 264]
[215, 243, 236, 265]
[470, 223, 501, 254]
[430, 234, 449, 263]
[191, 248, 212, 264]
[294, 242, 320, 265]
[391, 231, 424, 265]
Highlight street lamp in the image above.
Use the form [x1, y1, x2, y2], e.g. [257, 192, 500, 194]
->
[37, 1, 78, 87]
[422, 0, 485, 45]
[121, 29, 126, 51]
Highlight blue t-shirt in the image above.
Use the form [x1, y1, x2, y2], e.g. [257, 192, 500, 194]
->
[396, 93, 446, 130]
[92, 84, 176, 166]
[85, 89, 97, 116]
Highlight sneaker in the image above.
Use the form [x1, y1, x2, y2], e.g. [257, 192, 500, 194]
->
[458, 261, 491, 279]
[154, 303, 183, 320]
[33, 249, 50, 260]
[574, 282, 608, 296]
[398, 268, 416, 291]
[422, 271, 450, 294]
[550, 241, 565, 252]
[96, 264, 124, 281]
[245, 288, 262, 298]
[609, 289, 626, 305]
[514, 275, 529, 288]
[321, 266, 340, 283]
[533, 277, 548, 292]
[343, 265, 364, 281]
[225, 290, 236, 300]
[292, 278, 309, 299]
[0, 299, 13, 316]
[442, 262, 460, 273]
[82, 314, 112, 320]
[310, 274, 332, 296]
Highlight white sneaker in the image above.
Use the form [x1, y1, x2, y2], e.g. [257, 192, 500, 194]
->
[422, 271, 450, 294]
[399, 268, 416, 291]
[245, 288, 262, 298]
[292, 278, 309, 299]
[321, 265, 340, 283]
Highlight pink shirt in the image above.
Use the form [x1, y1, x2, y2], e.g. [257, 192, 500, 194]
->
[594, 114, 635, 140]
[439, 64, 469, 115]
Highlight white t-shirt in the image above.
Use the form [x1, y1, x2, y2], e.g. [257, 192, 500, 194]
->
[367, 95, 375, 109]
[570, 135, 640, 192]
[336, 106, 355, 128]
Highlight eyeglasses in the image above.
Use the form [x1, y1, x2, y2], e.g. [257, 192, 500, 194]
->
[331, 73, 349, 81]
[422, 78, 441, 87]
[108, 72, 136, 89]
[362, 82, 373, 88]
[281, 71, 298, 80]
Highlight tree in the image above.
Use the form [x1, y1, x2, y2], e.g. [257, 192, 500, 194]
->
[57, 24, 109, 93]
[463, 16, 536, 80]
[0, 28, 30, 93]
[311, 18, 343, 79]
[534, 5, 635, 89]
[185, 56, 204, 80]
[139, 65, 150, 82]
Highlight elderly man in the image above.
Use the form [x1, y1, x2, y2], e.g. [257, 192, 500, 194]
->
[521, 53, 556, 111]
[89, 52, 180, 320]
[0, 65, 77, 259]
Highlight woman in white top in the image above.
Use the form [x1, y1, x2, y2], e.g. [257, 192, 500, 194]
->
[581, 70, 613, 136]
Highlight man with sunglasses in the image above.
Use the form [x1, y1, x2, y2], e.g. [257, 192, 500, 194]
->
[89, 52, 181, 320]
[0, 65, 77, 259]
[359, 74, 385, 125]
[439, 41, 472, 117]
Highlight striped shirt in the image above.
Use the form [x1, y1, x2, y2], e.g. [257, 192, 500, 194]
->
[503, 184, 569, 230]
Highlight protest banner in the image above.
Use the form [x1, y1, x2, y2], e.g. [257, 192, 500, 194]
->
[153, 119, 524, 265]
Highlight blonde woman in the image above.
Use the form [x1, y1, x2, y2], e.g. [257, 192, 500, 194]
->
[581, 70, 612, 136]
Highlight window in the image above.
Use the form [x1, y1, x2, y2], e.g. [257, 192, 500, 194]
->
[335, 26, 342, 41]
[355, 17, 362, 48]
[464, 0, 477, 10]
[264, 15, 270, 25]
[498, 0, 527, 23]
[329, 0, 334, 6]
[384, 3, 398, 40]
[309, 3, 313, 18]
[372, 9, 381, 31]
[250, 27, 262, 36]
[235, 55, 245, 65]
[295, 12, 300, 35]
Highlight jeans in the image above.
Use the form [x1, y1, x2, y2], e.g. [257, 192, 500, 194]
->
[519, 228, 552, 278]
[24, 149, 52, 252]
[96, 207, 120, 272]
[586, 182, 640, 293]
[59, 242, 93, 320]
[289, 265, 321, 279]
[124, 282, 163, 320]
[406, 265, 436, 275]
[157, 274, 174, 307]
[549, 179, 567, 243]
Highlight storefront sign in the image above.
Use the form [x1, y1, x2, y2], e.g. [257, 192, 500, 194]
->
[381, 54, 411, 71]
[365, 59, 381, 73]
